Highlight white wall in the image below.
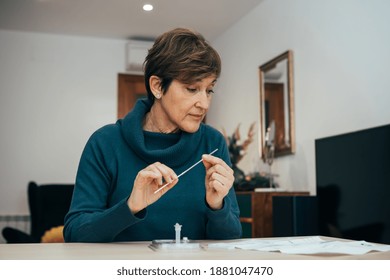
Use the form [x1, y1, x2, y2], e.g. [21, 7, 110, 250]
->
[0, 30, 126, 214]
[208, 0, 390, 193]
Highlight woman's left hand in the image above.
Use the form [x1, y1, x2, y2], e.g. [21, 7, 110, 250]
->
[202, 154, 234, 210]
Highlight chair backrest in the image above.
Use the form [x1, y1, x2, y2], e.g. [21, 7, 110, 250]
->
[28, 181, 74, 240]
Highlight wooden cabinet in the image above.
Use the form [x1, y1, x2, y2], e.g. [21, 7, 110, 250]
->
[236, 190, 309, 238]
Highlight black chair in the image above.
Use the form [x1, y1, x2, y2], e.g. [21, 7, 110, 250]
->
[2, 181, 74, 243]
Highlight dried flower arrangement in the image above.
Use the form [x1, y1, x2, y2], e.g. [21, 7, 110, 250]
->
[221, 123, 256, 187]
[222, 122, 256, 166]
[222, 122, 271, 190]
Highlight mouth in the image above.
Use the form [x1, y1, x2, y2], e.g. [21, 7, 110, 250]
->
[189, 114, 204, 120]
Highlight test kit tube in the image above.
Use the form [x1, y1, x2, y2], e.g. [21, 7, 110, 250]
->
[174, 223, 182, 244]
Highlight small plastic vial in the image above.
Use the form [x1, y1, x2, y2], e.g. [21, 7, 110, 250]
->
[174, 223, 182, 243]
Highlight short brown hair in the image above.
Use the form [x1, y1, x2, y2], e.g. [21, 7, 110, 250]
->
[143, 28, 221, 103]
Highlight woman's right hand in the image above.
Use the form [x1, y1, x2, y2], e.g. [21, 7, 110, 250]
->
[127, 162, 178, 214]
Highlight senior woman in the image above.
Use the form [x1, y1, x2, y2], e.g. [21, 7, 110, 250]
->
[64, 28, 242, 242]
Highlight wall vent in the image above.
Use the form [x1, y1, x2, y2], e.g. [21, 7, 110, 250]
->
[126, 40, 153, 73]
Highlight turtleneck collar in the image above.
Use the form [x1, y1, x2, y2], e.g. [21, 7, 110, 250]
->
[119, 98, 203, 168]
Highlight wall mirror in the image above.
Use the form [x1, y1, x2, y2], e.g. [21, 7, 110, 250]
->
[259, 50, 295, 158]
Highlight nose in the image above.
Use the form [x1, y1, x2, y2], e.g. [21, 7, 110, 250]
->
[195, 90, 210, 110]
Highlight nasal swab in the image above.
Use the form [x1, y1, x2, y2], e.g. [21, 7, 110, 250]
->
[153, 148, 218, 194]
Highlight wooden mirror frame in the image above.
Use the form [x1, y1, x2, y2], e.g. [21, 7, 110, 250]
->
[259, 50, 295, 159]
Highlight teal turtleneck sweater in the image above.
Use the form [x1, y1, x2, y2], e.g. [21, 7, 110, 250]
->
[64, 99, 242, 242]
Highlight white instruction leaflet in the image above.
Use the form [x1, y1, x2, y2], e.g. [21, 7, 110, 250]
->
[206, 236, 390, 255]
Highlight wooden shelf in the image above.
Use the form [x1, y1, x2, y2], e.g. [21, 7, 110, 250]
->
[236, 190, 309, 238]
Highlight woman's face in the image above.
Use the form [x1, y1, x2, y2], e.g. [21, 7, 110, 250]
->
[153, 75, 217, 133]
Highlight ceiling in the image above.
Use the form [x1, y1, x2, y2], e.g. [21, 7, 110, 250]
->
[0, 0, 263, 41]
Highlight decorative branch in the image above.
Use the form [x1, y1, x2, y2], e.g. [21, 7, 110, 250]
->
[222, 122, 256, 165]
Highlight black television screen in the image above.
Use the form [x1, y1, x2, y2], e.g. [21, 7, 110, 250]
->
[315, 124, 390, 244]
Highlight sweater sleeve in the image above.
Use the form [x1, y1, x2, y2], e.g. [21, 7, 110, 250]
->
[205, 188, 242, 239]
[63, 129, 145, 242]
[204, 134, 242, 239]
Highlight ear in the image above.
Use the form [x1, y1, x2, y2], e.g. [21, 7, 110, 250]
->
[149, 75, 162, 99]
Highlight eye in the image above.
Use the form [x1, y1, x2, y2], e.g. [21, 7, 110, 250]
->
[207, 89, 215, 95]
[186, 87, 198, 93]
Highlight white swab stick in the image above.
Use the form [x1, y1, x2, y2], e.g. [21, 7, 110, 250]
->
[153, 148, 218, 194]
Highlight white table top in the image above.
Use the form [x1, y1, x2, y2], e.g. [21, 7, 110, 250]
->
[0, 236, 389, 260]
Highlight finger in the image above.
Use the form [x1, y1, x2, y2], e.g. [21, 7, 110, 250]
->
[154, 164, 178, 186]
[205, 162, 234, 183]
[208, 178, 228, 195]
[141, 163, 166, 185]
[153, 177, 179, 194]
[144, 162, 176, 185]
[136, 169, 163, 185]
[206, 168, 234, 195]
[206, 163, 230, 177]
[210, 172, 228, 187]
[163, 177, 179, 191]
[202, 154, 233, 174]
